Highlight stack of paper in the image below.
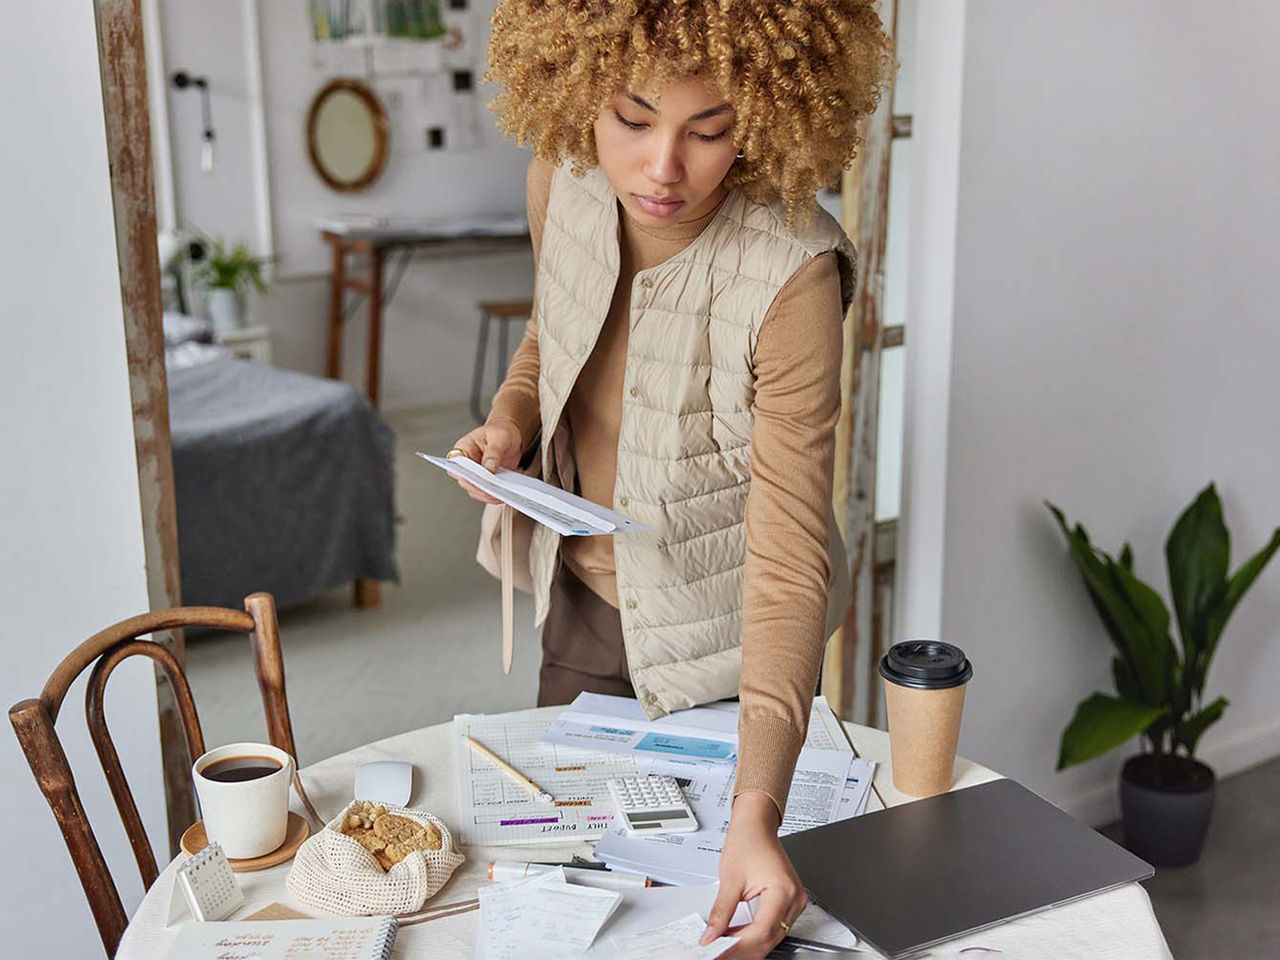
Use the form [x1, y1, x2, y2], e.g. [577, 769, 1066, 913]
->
[453, 712, 639, 845]
[477, 868, 621, 959]
[544, 694, 876, 886]
[611, 914, 739, 959]
[477, 872, 746, 959]
[594, 750, 874, 886]
[418, 453, 651, 537]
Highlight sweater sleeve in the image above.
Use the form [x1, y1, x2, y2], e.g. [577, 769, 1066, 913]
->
[733, 251, 844, 818]
[485, 157, 554, 446]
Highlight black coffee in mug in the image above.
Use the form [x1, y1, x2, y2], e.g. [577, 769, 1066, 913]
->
[201, 754, 283, 783]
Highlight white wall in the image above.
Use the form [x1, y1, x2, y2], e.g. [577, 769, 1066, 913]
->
[0, 1, 165, 954]
[900, 0, 1280, 824]
[156, 0, 536, 412]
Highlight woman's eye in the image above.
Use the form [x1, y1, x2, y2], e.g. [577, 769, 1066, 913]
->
[693, 130, 730, 143]
[614, 111, 647, 130]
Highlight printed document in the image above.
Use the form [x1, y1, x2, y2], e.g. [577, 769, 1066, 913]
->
[418, 452, 650, 537]
[596, 750, 870, 886]
[542, 693, 852, 764]
[454, 712, 637, 845]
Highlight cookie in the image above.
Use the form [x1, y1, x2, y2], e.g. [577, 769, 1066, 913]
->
[338, 802, 441, 871]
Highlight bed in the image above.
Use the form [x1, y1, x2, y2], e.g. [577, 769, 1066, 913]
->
[165, 325, 397, 611]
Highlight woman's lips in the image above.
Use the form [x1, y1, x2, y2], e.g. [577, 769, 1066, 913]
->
[633, 194, 685, 217]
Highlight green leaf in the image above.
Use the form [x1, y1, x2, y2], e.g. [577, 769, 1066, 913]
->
[1047, 505, 1143, 683]
[1057, 693, 1165, 770]
[1165, 484, 1228, 688]
[1107, 558, 1177, 705]
[1200, 526, 1280, 695]
[1174, 696, 1228, 756]
[1119, 543, 1134, 570]
[1111, 655, 1141, 703]
[1046, 502, 1175, 705]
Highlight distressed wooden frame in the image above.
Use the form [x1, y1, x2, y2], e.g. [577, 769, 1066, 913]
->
[92, 0, 197, 855]
[824, 0, 904, 723]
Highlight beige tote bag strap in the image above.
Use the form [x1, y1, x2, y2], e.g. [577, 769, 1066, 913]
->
[500, 504, 514, 674]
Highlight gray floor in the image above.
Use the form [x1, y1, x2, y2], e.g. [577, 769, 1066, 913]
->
[1101, 757, 1280, 959]
[187, 402, 1280, 960]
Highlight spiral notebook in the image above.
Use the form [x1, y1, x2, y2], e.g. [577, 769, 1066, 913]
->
[167, 915, 397, 959]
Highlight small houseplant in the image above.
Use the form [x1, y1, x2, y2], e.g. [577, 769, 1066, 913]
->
[193, 234, 270, 337]
[1047, 485, 1279, 865]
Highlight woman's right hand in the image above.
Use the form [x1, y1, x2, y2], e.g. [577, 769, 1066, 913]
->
[448, 418, 524, 504]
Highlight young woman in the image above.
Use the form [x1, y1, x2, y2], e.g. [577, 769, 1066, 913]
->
[449, 2, 891, 955]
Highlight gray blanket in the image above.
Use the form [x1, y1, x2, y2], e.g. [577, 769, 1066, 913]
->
[169, 358, 397, 611]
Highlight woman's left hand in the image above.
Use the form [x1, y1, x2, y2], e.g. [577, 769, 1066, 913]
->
[700, 790, 808, 959]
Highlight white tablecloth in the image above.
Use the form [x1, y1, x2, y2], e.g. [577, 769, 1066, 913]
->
[116, 707, 1171, 959]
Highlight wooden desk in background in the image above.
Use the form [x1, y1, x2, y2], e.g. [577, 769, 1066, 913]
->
[319, 215, 531, 410]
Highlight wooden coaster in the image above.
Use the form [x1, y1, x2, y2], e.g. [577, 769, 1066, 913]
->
[181, 812, 311, 872]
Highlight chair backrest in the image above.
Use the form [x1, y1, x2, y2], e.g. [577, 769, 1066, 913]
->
[8, 592, 299, 957]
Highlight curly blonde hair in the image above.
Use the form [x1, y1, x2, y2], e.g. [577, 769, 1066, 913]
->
[484, 0, 894, 224]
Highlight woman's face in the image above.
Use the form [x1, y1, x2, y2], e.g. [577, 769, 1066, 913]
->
[593, 75, 738, 226]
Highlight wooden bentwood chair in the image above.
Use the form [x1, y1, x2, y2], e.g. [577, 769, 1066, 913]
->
[8, 593, 323, 957]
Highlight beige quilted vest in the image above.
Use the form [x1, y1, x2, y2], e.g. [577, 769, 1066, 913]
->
[530, 164, 857, 718]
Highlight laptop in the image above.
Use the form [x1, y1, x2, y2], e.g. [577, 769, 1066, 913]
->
[780, 778, 1153, 958]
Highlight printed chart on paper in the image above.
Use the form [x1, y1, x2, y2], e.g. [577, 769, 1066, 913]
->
[454, 713, 639, 845]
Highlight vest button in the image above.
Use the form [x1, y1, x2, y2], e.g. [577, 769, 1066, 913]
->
[619, 496, 629, 507]
[626, 599, 637, 610]
[640, 277, 654, 288]
[628, 386, 638, 398]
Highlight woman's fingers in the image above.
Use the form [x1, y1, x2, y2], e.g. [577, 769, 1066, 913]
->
[455, 477, 502, 505]
[451, 432, 484, 462]
[725, 886, 800, 958]
[700, 880, 743, 945]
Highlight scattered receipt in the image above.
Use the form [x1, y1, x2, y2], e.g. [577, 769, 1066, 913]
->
[476, 868, 622, 959]
[612, 913, 739, 959]
[418, 452, 651, 537]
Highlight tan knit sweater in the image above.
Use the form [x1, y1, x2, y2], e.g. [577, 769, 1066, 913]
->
[490, 158, 843, 813]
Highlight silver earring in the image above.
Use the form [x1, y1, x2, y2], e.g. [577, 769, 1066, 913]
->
[736, 151, 745, 159]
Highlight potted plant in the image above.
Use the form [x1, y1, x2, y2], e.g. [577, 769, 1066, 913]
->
[1047, 485, 1279, 865]
[193, 234, 270, 338]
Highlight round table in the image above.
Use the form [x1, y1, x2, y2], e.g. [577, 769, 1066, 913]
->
[116, 706, 1171, 959]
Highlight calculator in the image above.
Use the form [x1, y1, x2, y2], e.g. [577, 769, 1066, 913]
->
[607, 775, 699, 835]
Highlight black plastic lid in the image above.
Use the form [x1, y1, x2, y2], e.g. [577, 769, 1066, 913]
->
[878, 640, 973, 690]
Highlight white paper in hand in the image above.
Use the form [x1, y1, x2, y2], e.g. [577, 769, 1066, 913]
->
[418, 452, 652, 537]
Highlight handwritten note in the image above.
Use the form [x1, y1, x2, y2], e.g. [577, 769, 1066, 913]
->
[477, 868, 623, 959]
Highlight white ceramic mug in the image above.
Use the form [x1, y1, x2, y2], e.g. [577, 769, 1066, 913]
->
[192, 741, 293, 859]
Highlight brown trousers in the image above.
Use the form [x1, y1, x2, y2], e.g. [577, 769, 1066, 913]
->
[537, 565, 635, 706]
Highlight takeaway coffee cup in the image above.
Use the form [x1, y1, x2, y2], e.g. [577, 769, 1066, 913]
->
[192, 741, 293, 859]
[879, 639, 973, 797]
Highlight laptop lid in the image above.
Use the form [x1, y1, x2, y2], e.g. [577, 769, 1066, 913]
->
[780, 778, 1153, 958]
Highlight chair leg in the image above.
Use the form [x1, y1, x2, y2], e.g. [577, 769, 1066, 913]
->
[470, 311, 491, 424]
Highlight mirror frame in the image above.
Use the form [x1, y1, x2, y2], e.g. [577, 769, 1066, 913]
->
[306, 79, 390, 193]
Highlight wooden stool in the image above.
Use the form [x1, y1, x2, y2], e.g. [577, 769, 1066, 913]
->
[471, 299, 533, 423]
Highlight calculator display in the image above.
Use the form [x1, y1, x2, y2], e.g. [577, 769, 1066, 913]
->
[630, 810, 686, 823]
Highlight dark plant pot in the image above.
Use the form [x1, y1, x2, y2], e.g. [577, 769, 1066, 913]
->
[1119, 754, 1215, 867]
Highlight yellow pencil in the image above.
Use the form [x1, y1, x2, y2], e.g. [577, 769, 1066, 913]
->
[463, 735, 555, 804]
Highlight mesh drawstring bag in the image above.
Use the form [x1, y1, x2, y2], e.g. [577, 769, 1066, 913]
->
[287, 801, 464, 916]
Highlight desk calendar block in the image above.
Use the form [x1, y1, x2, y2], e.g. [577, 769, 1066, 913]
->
[166, 842, 243, 927]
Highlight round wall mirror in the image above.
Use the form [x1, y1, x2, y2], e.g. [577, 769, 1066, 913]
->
[306, 79, 389, 193]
